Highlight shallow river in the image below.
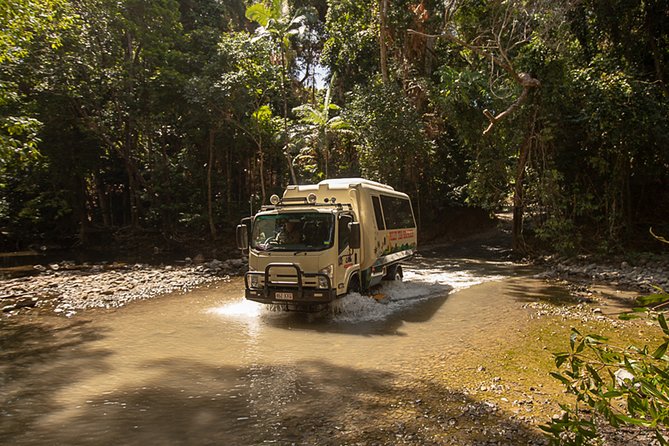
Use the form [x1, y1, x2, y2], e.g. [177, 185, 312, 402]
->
[1, 248, 564, 445]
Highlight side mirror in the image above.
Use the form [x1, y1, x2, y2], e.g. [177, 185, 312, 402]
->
[348, 222, 361, 249]
[236, 224, 249, 250]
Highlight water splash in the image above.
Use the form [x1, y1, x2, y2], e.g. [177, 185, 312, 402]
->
[331, 264, 506, 323]
[209, 263, 507, 324]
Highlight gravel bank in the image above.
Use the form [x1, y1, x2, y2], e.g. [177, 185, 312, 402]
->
[537, 257, 669, 293]
[0, 258, 247, 317]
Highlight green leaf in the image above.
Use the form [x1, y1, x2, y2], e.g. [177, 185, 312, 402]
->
[586, 364, 603, 384]
[586, 333, 608, 343]
[637, 293, 669, 307]
[570, 329, 580, 350]
[616, 414, 653, 427]
[555, 353, 569, 368]
[550, 372, 572, 385]
[660, 313, 669, 337]
[602, 390, 624, 398]
[653, 341, 669, 359]
[246, 3, 271, 27]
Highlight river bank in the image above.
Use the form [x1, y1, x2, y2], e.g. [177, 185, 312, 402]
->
[537, 255, 669, 294]
[0, 258, 246, 317]
[3, 235, 668, 319]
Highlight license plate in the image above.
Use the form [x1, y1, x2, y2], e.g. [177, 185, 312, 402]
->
[276, 292, 294, 300]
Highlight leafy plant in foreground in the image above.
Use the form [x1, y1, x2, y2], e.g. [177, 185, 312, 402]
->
[542, 312, 669, 445]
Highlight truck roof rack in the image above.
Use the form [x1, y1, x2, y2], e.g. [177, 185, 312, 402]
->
[316, 178, 395, 191]
[259, 202, 353, 211]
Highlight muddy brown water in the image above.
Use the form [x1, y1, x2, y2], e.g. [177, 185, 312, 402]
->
[1, 250, 577, 445]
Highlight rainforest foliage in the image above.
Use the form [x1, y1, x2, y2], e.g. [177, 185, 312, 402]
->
[1, 0, 668, 252]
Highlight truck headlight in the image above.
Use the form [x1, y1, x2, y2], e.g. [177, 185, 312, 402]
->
[318, 265, 333, 289]
[250, 274, 259, 288]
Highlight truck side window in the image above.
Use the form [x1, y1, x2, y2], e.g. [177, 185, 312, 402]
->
[380, 195, 415, 229]
[338, 215, 352, 254]
[371, 196, 385, 230]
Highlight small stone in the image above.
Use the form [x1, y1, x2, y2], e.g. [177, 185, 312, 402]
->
[15, 299, 36, 309]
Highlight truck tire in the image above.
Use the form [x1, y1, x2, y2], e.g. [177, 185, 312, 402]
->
[347, 274, 361, 294]
[384, 264, 403, 281]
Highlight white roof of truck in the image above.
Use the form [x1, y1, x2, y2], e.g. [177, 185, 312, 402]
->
[288, 178, 395, 192]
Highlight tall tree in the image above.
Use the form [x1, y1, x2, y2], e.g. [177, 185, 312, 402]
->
[246, 0, 314, 184]
[292, 75, 350, 178]
[409, 0, 568, 251]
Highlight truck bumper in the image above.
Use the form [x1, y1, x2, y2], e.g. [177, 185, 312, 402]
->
[244, 263, 337, 307]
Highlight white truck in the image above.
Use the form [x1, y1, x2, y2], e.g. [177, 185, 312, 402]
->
[236, 178, 417, 310]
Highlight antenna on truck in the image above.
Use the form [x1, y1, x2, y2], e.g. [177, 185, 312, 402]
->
[249, 194, 259, 216]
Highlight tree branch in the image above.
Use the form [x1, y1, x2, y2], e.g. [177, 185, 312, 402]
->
[407, 28, 518, 81]
[407, 28, 541, 134]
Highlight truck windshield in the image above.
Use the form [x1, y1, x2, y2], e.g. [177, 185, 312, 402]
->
[251, 213, 334, 252]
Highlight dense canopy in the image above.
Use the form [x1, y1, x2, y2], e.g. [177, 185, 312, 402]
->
[1, 0, 668, 253]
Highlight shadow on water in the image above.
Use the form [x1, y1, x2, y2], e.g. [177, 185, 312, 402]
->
[506, 281, 584, 306]
[1, 345, 548, 445]
[0, 317, 112, 440]
[506, 280, 641, 315]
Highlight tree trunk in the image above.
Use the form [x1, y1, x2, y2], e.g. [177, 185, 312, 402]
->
[321, 133, 329, 179]
[76, 174, 89, 246]
[226, 147, 232, 218]
[258, 135, 267, 204]
[124, 118, 140, 229]
[280, 45, 298, 185]
[207, 128, 217, 240]
[511, 117, 536, 253]
[95, 172, 111, 227]
[379, 0, 389, 83]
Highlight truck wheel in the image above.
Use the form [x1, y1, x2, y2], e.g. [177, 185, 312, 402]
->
[347, 275, 361, 294]
[384, 265, 403, 281]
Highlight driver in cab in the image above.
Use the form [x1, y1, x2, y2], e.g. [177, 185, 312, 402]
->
[277, 220, 302, 244]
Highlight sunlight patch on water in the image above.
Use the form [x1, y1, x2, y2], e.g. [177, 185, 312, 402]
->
[208, 298, 266, 319]
[404, 267, 506, 291]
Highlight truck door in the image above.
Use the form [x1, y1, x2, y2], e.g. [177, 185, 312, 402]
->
[336, 214, 358, 294]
